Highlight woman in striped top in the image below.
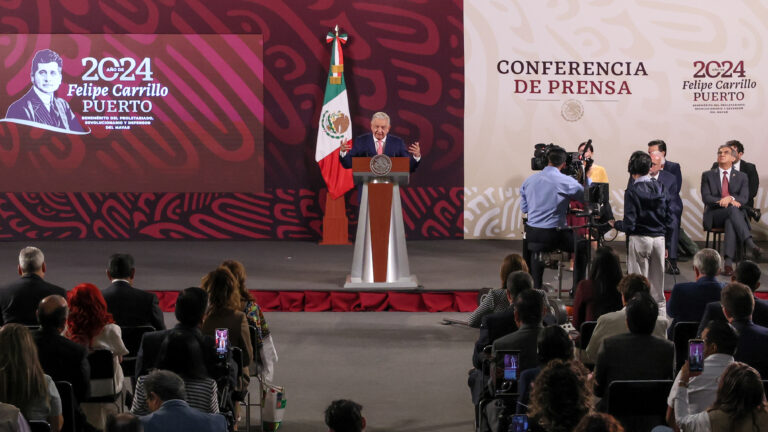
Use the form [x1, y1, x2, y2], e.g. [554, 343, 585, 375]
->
[467, 254, 529, 328]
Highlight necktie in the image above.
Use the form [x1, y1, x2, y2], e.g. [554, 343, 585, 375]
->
[376, 140, 383, 155]
[721, 171, 729, 198]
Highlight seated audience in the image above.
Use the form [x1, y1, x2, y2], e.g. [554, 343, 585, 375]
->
[517, 325, 574, 413]
[65, 283, 129, 429]
[528, 359, 593, 432]
[665, 321, 737, 427]
[673, 362, 768, 431]
[325, 399, 366, 432]
[0, 246, 66, 326]
[102, 254, 165, 330]
[467, 253, 528, 328]
[139, 370, 227, 432]
[33, 295, 94, 431]
[721, 282, 768, 378]
[593, 292, 675, 403]
[105, 413, 143, 432]
[574, 413, 625, 432]
[0, 324, 63, 431]
[492, 289, 546, 372]
[667, 248, 723, 334]
[131, 331, 219, 415]
[697, 260, 768, 336]
[0, 402, 32, 432]
[585, 274, 668, 364]
[572, 246, 623, 330]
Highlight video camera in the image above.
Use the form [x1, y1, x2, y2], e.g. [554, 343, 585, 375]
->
[531, 143, 592, 182]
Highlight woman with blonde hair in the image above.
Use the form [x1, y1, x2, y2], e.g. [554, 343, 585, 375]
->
[0, 324, 63, 431]
[467, 253, 529, 328]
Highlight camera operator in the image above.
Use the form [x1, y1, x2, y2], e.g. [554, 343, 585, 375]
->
[609, 151, 672, 316]
[521, 145, 588, 292]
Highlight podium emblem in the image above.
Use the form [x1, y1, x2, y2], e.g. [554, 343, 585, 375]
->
[370, 154, 392, 176]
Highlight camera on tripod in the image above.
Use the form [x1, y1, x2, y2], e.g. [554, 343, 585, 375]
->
[531, 143, 593, 184]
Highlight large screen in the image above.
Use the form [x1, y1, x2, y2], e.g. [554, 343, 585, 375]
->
[0, 34, 263, 192]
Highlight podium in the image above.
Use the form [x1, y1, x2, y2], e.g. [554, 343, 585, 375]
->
[344, 156, 419, 289]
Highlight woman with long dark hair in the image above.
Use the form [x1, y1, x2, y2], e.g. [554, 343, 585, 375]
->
[467, 253, 529, 328]
[572, 246, 623, 330]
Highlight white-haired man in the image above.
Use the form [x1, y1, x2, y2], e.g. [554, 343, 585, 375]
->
[0, 246, 66, 325]
[339, 111, 421, 172]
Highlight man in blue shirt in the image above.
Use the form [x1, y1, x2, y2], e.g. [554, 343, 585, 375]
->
[521, 145, 587, 291]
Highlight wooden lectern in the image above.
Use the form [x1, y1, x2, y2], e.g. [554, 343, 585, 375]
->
[344, 156, 419, 289]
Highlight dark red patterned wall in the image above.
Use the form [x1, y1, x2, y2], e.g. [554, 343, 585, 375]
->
[0, 0, 464, 240]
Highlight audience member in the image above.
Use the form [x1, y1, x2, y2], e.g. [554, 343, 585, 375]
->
[0, 246, 66, 325]
[667, 248, 724, 334]
[0, 402, 32, 432]
[492, 289, 546, 372]
[105, 413, 143, 432]
[673, 362, 768, 431]
[102, 254, 165, 330]
[721, 282, 768, 378]
[33, 295, 94, 431]
[572, 246, 623, 330]
[697, 259, 768, 335]
[665, 321, 737, 427]
[139, 370, 227, 432]
[65, 283, 129, 429]
[467, 254, 528, 328]
[710, 140, 760, 216]
[517, 325, 574, 413]
[0, 324, 63, 431]
[593, 292, 675, 402]
[528, 359, 593, 432]
[585, 274, 668, 364]
[573, 413, 625, 432]
[131, 331, 219, 415]
[325, 399, 366, 432]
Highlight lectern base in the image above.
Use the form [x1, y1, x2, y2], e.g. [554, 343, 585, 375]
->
[343, 274, 420, 290]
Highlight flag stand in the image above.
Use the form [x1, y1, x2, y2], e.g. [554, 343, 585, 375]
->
[320, 190, 351, 245]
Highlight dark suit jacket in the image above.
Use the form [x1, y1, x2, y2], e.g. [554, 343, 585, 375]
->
[711, 159, 759, 208]
[472, 309, 518, 369]
[731, 320, 768, 379]
[701, 168, 749, 229]
[697, 297, 768, 336]
[492, 323, 542, 372]
[657, 170, 682, 217]
[135, 325, 218, 378]
[593, 333, 674, 398]
[663, 160, 682, 190]
[339, 132, 419, 172]
[102, 281, 165, 330]
[140, 400, 227, 432]
[5, 87, 84, 132]
[0, 274, 66, 325]
[667, 276, 723, 331]
[33, 327, 90, 402]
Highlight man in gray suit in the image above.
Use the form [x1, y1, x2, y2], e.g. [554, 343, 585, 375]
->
[492, 289, 545, 372]
[701, 144, 761, 275]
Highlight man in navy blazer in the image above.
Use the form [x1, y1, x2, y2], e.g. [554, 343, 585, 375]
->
[701, 144, 761, 274]
[710, 140, 760, 210]
[0, 246, 66, 326]
[721, 282, 768, 379]
[140, 370, 227, 432]
[339, 111, 421, 172]
[667, 248, 724, 335]
[102, 253, 165, 331]
[650, 151, 683, 274]
[697, 260, 768, 335]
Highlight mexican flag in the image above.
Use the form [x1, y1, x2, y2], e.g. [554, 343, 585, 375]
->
[315, 26, 354, 199]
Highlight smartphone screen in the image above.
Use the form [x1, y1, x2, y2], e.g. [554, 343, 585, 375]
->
[688, 339, 704, 373]
[503, 353, 519, 381]
[508, 414, 528, 432]
[493, 350, 520, 395]
[215, 328, 229, 358]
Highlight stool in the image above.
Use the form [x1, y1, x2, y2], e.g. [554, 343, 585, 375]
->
[704, 227, 724, 252]
[533, 250, 569, 299]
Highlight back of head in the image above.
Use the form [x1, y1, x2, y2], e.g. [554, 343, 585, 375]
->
[506, 270, 534, 300]
[537, 325, 574, 364]
[36, 294, 68, 330]
[693, 248, 721, 277]
[220, 260, 253, 302]
[515, 289, 545, 326]
[143, 370, 187, 403]
[157, 330, 207, 379]
[174, 287, 208, 327]
[735, 260, 761, 292]
[529, 359, 593, 432]
[712, 362, 768, 423]
[201, 267, 240, 312]
[617, 273, 650, 302]
[704, 320, 738, 356]
[573, 413, 625, 432]
[547, 145, 567, 166]
[0, 324, 48, 418]
[627, 151, 651, 176]
[18, 246, 44, 274]
[108, 253, 134, 279]
[589, 247, 622, 301]
[325, 399, 364, 432]
[500, 254, 528, 288]
[105, 413, 143, 432]
[625, 292, 658, 335]
[721, 282, 754, 321]
[66, 283, 113, 344]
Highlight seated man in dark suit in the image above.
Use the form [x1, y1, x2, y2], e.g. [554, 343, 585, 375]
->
[0, 246, 66, 325]
[697, 260, 768, 335]
[492, 289, 546, 372]
[139, 370, 227, 432]
[33, 295, 95, 432]
[721, 281, 768, 379]
[102, 253, 165, 330]
[593, 292, 675, 407]
[701, 144, 761, 275]
[667, 248, 724, 334]
[710, 140, 760, 221]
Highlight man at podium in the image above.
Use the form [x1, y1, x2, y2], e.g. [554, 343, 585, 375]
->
[339, 111, 421, 171]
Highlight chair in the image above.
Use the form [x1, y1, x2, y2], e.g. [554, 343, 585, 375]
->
[579, 321, 598, 350]
[704, 227, 724, 251]
[84, 349, 122, 410]
[54, 381, 76, 432]
[120, 325, 155, 381]
[606, 380, 673, 432]
[672, 321, 700, 372]
[245, 326, 264, 431]
[27, 421, 51, 432]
